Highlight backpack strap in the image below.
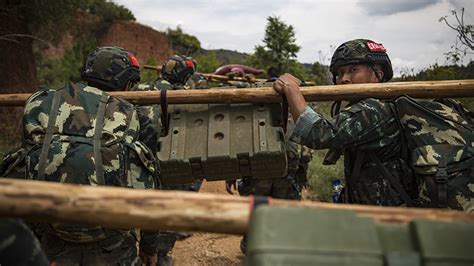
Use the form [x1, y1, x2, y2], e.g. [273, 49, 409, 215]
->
[369, 152, 414, 207]
[93, 92, 109, 186]
[435, 157, 448, 208]
[346, 151, 365, 203]
[37, 90, 62, 181]
[281, 95, 289, 133]
[160, 89, 170, 136]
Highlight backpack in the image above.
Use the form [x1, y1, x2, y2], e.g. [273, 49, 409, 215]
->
[379, 96, 473, 208]
[3, 83, 158, 241]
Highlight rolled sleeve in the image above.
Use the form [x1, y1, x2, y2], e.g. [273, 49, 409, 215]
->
[290, 106, 322, 145]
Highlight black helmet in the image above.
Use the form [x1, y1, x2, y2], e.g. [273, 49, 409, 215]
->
[81, 46, 140, 90]
[161, 55, 196, 85]
[329, 39, 393, 83]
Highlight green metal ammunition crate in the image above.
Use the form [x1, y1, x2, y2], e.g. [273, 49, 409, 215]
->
[246, 206, 474, 266]
[158, 103, 287, 185]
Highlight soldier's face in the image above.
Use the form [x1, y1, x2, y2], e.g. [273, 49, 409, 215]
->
[335, 64, 380, 85]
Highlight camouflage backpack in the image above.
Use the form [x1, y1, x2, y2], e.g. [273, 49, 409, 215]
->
[382, 96, 473, 209]
[2, 83, 158, 241]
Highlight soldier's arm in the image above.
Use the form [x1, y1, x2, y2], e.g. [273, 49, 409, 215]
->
[290, 99, 393, 150]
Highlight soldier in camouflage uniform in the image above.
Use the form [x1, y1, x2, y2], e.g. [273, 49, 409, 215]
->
[273, 39, 473, 212]
[0, 219, 48, 266]
[135, 55, 203, 266]
[0, 46, 160, 265]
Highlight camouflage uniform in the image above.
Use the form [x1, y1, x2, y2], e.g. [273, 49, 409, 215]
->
[0, 47, 161, 264]
[134, 55, 202, 262]
[290, 39, 473, 211]
[0, 219, 48, 266]
[20, 82, 158, 264]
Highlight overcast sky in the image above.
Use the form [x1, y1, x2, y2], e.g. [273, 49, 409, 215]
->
[113, 0, 473, 77]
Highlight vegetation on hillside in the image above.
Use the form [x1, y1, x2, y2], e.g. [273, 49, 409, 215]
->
[35, 1, 136, 89]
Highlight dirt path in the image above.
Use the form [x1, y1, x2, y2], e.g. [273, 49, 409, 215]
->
[170, 181, 245, 265]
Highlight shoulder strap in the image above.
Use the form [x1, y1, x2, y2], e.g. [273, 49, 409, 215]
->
[93, 92, 109, 186]
[368, 152, 414, 207]
[37, 90, 62, 181]
[346, 151, 365, 203]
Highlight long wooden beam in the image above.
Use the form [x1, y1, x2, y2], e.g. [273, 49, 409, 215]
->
[0, 80, 473, 107]
[0, 179, 471, 235]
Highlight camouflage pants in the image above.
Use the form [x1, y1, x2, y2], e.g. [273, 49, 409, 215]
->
[238, 175, 302, 200]
[41, 231, 140, 265]
[157, 180, 202, 257]
[0, 219, 48, 266]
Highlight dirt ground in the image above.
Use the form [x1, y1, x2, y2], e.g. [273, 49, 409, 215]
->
[170, 181, 245, 266]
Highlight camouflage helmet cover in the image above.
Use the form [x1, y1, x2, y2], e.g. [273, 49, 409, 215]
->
[161, 55, 197, 85]
[81, 46, 140, 90]
[329, 39, 393, 82]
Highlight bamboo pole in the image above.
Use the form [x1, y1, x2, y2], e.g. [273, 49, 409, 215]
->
[0, 179, 471, 235]
[0, 79, 473, 106]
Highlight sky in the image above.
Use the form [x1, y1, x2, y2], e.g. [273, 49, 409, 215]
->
[113, 0, 474, 77]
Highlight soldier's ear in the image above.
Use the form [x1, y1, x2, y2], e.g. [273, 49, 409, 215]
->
[378, 70, 384, 81]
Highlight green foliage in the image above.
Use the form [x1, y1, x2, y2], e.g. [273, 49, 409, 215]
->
[85, 0, 135, 22]
[140, 58, 159, 83]
[394, 61, 474, 131]
[245, 16, 301, 78]
[395, 62, 474, 81]
[33, 0, 136, 88]
[37, 38, 97, 89]
[309, 62, 331, 85]
[166, 26, 201, 56]
[194, 51, 221, 73]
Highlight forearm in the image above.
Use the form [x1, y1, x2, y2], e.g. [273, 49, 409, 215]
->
[284, 84, 308, 122]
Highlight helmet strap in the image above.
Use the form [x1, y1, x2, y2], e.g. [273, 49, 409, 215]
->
[369, 64, 383, 82]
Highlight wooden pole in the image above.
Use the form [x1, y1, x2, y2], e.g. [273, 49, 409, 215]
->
[201, 73, 266, 83]
[0, 179, 472, 235]
[0, 79, 473, 106]
[142, 65, 162, 71]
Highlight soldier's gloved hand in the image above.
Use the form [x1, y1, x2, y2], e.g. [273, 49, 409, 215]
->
[225, 180, 237, 195]
[273, 73, 301, 95]
[139, 250, 158, 266]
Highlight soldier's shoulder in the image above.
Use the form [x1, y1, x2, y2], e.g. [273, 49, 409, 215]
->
[135, 80, 172, 91]
[345, 98, 391, 114]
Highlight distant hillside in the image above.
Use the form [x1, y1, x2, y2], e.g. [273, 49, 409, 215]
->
[200, 48, 248, 65]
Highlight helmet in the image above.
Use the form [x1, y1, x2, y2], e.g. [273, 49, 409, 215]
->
[81, 46, 140, 91]
[329, 39, 393, 82]
[161, 55, 196, 85]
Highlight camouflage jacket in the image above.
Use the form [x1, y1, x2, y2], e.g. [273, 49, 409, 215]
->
[2, 83, 160, 246]
[290, 98, 473, 211]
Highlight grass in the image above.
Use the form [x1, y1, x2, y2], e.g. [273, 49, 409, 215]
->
[303, 102, 345, 202]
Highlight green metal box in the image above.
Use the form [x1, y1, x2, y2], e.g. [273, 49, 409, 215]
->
[246, 206, 474, 266]
[158, 103, 287, 185]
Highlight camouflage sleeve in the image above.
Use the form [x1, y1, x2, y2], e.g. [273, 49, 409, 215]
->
[290, 99, 394, 150]
[136, 105, 162, 156]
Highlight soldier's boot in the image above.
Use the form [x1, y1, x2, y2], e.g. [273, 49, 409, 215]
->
[240, 235, 247, 254]
[175, 231, 193, 240]
[158, 252, 173, 266]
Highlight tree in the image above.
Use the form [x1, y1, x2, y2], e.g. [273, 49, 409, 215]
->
[245, 16, 301, 78]
[439, 8, 473, 64]
[166, 26, 201, 56]
[194, 51, 221, 73]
